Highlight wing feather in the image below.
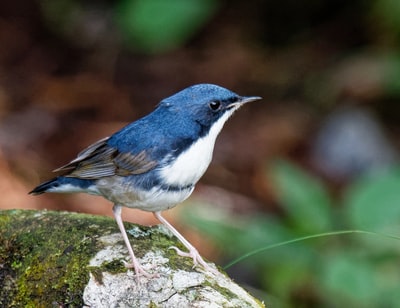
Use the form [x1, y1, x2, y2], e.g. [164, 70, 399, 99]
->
[114, 151, 158, 175]
[54, 137, 157, 179]
[53, 137, 112, 172]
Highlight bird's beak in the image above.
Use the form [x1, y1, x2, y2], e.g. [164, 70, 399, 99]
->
[227, 95, 262, 110]
[239, 96, 262, 104]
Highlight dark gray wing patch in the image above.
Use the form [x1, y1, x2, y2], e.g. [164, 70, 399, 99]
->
[54, 137, 157, 179]
[113, 150, 158, 176]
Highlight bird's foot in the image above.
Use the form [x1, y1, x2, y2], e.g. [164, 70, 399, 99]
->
[123, 259, 157, 280]
[169, 246, 219, 275]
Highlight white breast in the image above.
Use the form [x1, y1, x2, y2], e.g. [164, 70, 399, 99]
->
[160, 110, 235, 187]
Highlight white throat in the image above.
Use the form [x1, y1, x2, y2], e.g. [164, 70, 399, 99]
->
[160, 109, 236, 187]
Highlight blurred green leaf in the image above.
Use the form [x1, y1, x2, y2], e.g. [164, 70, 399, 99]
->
[372, 0, 400, 36]
[382, 54, 400, 96]
[181, 202, 292, 258]
[115, 0, 218, 53]
[270, 160, 334, 233]
[344, 167, 400, 232]
[265, 260, 312, 300]
[319, 252, 377, 306]
[182, 202, 317, 272]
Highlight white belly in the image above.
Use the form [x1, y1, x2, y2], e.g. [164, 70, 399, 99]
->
[96, 176, 194, 211]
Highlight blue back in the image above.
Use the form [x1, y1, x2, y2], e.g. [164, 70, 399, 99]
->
[107, 84, 239, 160]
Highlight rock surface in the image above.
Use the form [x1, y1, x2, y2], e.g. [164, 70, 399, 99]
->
[0, 209, 264, 307]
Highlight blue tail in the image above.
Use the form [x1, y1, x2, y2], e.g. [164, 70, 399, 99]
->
[30, 176, 96, 195]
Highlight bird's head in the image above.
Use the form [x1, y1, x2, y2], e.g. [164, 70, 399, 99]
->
[158, 84, 261, 134]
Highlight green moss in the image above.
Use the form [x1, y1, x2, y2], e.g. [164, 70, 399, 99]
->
[88, 259, 127, 284]
[148, 301, 160, 308]
[0, 210, 264, 307]
[0, 210, 119, 307]
[0, 209, 207, 305]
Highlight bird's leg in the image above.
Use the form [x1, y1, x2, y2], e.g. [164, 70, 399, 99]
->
[112, 204, 153, 279]
[154, 211, 218, 274]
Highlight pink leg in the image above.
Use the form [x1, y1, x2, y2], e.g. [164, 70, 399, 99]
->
[154, 211, 218, 274]
[112, 204, 152, 278]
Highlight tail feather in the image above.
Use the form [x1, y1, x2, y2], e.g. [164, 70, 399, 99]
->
[30, 176, 97, 195]
[29, 177, 60, 195]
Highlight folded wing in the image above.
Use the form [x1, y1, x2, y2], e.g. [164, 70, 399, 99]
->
[54, 137, 157, 179]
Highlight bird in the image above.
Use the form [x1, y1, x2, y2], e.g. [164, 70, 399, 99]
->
[30, 83, 261, 278]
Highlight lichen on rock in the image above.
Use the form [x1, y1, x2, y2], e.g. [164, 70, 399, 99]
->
[0, 209, 264, 307]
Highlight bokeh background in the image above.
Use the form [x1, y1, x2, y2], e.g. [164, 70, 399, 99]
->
[1, 0, 400, 306]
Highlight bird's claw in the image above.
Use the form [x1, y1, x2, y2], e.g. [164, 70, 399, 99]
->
[169, 246, 192, 258]
[122, 259, 157, 280]
[169, 246, 219, 275]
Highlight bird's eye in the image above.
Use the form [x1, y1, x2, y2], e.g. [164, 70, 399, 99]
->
[209, 101, 221, 111]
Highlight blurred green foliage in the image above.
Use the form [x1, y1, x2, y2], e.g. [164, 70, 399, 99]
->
[271, 161, 334, 233]
[115, 0, 218, 53]
[39, 0, 219, 53]
[36, 0, 400, 57]
[372, 0, 400, 38]
[183, 161, 400, 306]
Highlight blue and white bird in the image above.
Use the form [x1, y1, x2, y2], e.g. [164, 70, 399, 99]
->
[30, 84, 261, 278]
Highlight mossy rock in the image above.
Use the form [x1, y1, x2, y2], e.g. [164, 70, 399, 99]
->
[0, 209, 264, 307]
